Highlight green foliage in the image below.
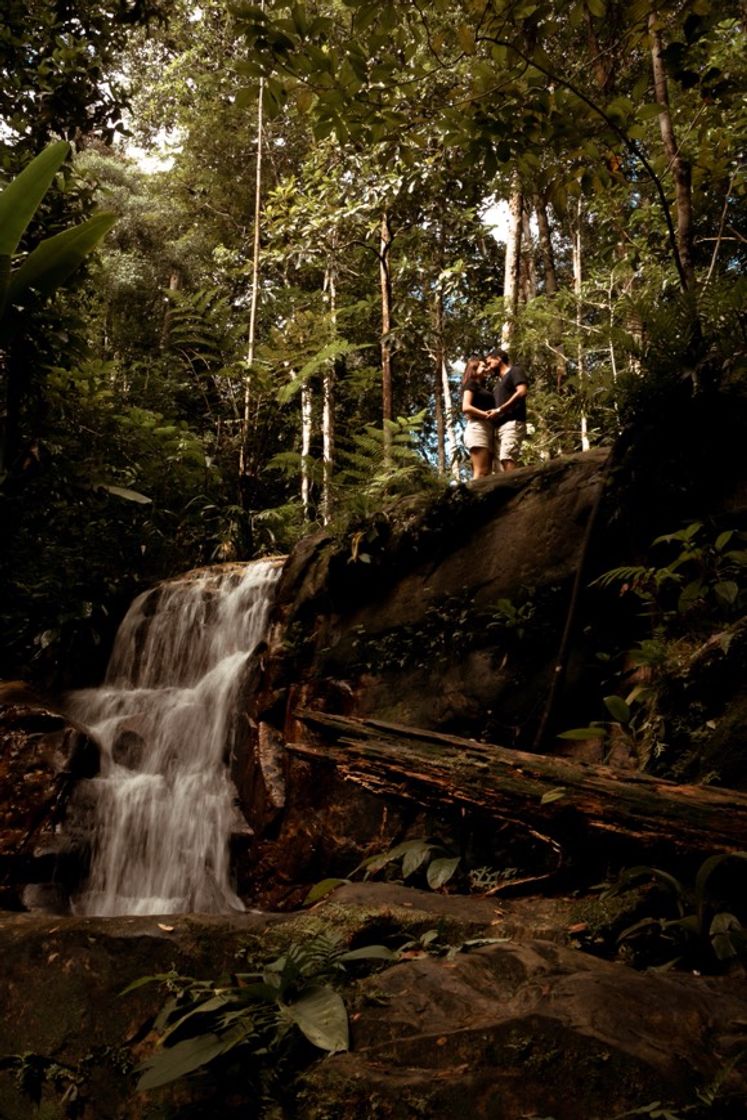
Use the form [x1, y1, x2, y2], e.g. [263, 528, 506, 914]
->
[303, 840, 461, 904]
[334, 411, 438, 517]
[0, 141, 116, 346]
[305, 836, 527, 905]
[591, 521, 747, 623]
[561, 522, 747, 764]
[350, 589, 537, 675]
[356, 839, 461, 891]
[605, 852, 747, 971]
[129, 933, 396, 1098]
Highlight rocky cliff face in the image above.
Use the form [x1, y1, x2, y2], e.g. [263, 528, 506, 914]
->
[235, 404, 747, 901]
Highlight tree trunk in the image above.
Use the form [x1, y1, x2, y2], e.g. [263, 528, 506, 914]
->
[159, 270, 182, 351]
[432, 218, 460, 479]
[300, 378, 312, 521]
[239, 71, 264, 489]
[519, 207, 536, 304]
[289, 710, 747, 859]
[572, 200, 589, 451]
[535, 195, 558, 297]
[501, 175, 523, 348]
[433, 280, 446, 475]
[379, 210, 394, 444]
[649, 14, 695, 292]
[322, 264, 337, 524]
[535, 196, 567, 390]
[441, 355, 460, 480]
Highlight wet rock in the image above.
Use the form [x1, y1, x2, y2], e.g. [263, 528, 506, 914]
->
[0, 691, 100, 907]
[110, 727, 146, 770]
[2, 895, 745, 1120]
[0, 910, 283, 1120]
[300, 939, 747, 1120]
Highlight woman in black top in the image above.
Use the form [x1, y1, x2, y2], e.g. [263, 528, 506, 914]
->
[462, 356, 495, 479]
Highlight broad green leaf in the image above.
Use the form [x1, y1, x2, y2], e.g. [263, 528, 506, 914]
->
[158, 994, 241, 1046]
[97, 483, 152, 504]
[695, 852, 747, 911]
[586, 0, 605, 16]
[677, 579, 704, 611]
[304, 877, 350, 905]
[402, 841, 433, 878]
[456, 24, 475, 53]
[638, 102, 667, 120]
[7, 211, 117, 305]
[119, 973, 173, 996]
[603, 695, 631, 724]
[137, 1029, 240, 1090]
[358, 838, 435, 875]
[557, 727, 606, 740]
[714, 581, 739, 606]
[540, 787, 567, 805]
[339, 945, 397, 962]
[296, 85, 315, 112]
[709, 912, 743, 961]
[281, 985, 349, 1053]
[426, 856, 460, 889]
[0, 140, 70, 257]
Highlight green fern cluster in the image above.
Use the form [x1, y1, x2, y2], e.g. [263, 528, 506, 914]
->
[126, 933, 395, 1098]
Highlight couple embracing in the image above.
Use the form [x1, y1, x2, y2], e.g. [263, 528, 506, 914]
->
[462, 349, 528, 479]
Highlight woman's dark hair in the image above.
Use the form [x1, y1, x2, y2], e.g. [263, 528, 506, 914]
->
[461, 355, 484, 387]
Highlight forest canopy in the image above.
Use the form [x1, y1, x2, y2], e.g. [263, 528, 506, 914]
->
[0, 0, 745, 685]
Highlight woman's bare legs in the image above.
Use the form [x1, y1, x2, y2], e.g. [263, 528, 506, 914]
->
[470, 446, 493, 479]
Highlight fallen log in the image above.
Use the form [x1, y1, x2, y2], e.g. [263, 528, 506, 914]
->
[289, 710, 747, 859]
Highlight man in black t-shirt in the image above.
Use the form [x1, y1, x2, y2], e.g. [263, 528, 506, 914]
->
[485, 349, 528, 472]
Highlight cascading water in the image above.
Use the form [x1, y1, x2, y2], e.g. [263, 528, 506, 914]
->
[65, 559, 283, 917]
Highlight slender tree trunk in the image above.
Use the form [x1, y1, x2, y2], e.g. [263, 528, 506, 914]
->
[441, 354, 460, 480]
[501, 175, 523, 348]
[322, 264, 337, 524]
[519, 207, 536, 304]
[300, 378, 312, 522]
[379, 210, 394, 446]
[535, 196, 558, 297]
[159, 269, 182, 351]
[535, 195, 567, 391]
[239, 69, 264, 490]
[649, 14, 695, 292]
[572, 200, 589, 452]
[433, 281, 446, 475]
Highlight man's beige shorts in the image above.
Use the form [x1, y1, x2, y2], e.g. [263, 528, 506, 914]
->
[496, 420, 526, 462]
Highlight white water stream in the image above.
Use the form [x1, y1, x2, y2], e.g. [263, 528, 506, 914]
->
[65, 560, 283, 916]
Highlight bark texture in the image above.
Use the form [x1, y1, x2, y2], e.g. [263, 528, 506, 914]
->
[290, 710, 747, 859]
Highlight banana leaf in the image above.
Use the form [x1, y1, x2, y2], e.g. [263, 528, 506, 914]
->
[0, 140, 70, 257]
[7, 211, 117, 307]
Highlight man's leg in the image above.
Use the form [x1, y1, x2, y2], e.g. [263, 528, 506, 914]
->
[496, 421, 525, 472]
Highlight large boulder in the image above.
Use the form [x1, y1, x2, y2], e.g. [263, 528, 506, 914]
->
[302, 937, 747, 1120]
[256, 450, 611, 748]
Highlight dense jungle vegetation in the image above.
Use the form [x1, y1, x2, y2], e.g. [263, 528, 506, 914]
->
[0, 0, 744, 687]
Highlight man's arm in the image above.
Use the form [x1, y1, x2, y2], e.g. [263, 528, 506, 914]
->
[496, 382, 527, 417]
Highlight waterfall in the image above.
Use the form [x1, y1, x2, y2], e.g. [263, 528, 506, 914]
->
[65, 559, 283, 917]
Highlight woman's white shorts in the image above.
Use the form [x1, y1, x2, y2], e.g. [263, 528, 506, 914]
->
[464, 418, 495, 452]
